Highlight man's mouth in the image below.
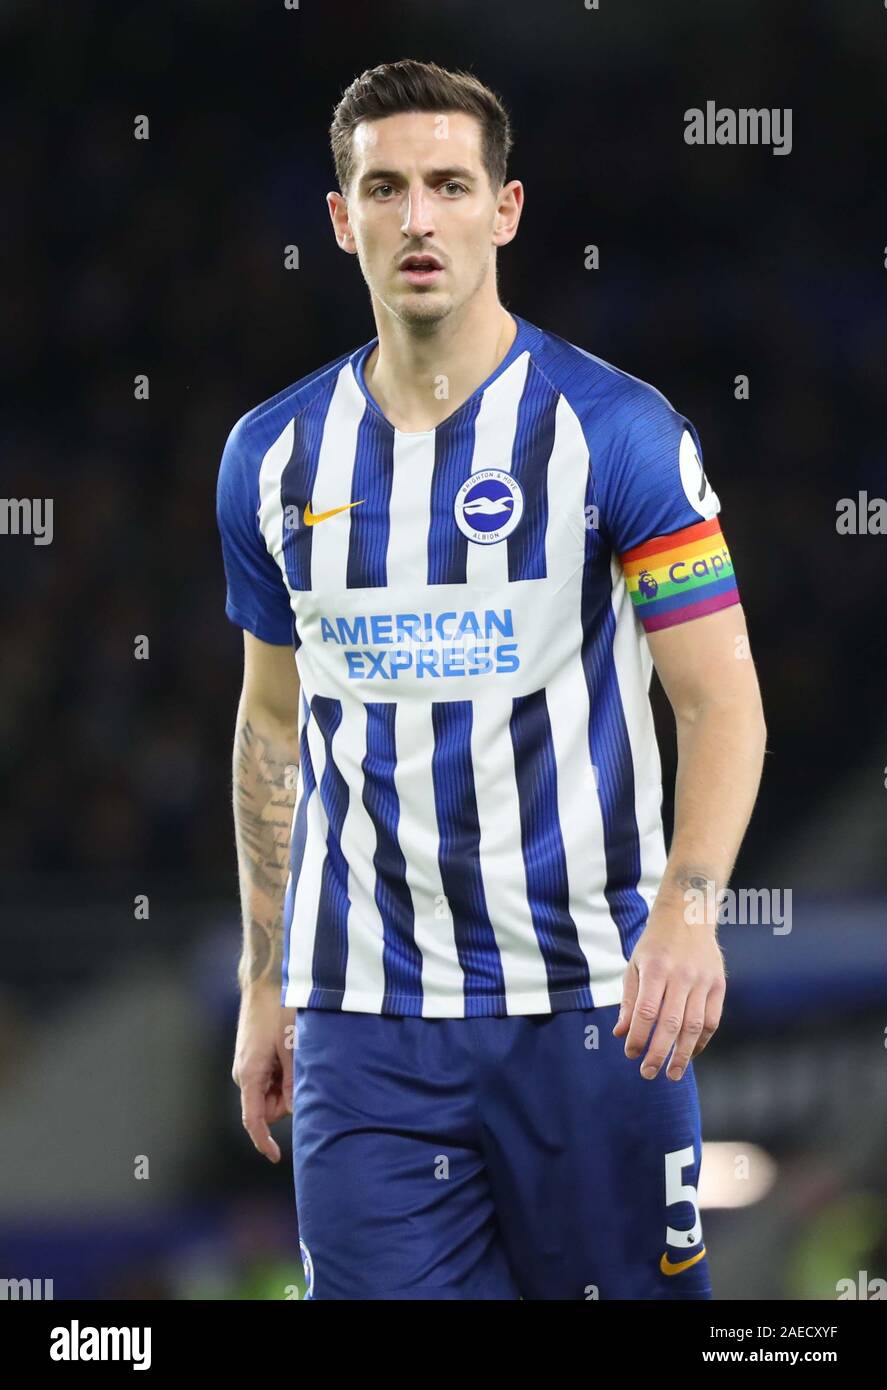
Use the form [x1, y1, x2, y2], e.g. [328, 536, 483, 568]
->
[399, 255, 444, 285]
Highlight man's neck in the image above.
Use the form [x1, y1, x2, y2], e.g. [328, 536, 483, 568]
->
[364, 298, 517, 434]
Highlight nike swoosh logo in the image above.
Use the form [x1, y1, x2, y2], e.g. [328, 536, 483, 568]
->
[660, 1246, 707, 1276]
[303, 500, 365, 526]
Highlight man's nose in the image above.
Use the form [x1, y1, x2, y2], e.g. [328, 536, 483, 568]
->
[401, 184, 435, 237]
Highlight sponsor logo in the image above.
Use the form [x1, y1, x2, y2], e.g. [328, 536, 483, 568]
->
[660, 1246, 707, 1277]
[318, 608, 520, 680]
[454, 469, 524, 544]
[303, 499, 365, 526]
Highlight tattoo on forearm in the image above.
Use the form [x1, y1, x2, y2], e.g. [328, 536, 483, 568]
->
[233, 718, 298, 988]
[672, 868, 716, 893]
[245, 914, 279, 984]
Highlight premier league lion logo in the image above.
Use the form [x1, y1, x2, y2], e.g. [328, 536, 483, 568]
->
[638, 569, 659, 599]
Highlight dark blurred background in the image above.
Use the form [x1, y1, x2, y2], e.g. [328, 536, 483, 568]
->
[1, 0, 885, 1300]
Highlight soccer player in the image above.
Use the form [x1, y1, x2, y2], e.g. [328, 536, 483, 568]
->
[218, 59, 766, 1300]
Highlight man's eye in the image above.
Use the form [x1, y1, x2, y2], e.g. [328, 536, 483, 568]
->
[442, 182, 466, 195]
[371, 184, 395, 199]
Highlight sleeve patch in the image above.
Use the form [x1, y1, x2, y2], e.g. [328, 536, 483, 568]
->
[619, 517, 740, 632]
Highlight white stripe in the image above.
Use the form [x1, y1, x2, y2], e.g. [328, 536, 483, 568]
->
[465, 352, 531, 588]
[257, 417, 295, 594]
[609, 556, 668, 918]
[283, 699, 328, 1006]
[541, 399, 626, 999]
[470, 696, 552, 1011]
[333, 699, 388, 1012]
[388, 430, 436, 585]
[392, 701, 464, 1015]
[304, 364, 363, 593]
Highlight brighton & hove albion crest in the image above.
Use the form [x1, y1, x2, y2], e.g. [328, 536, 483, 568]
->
[453, 469, 524, 544]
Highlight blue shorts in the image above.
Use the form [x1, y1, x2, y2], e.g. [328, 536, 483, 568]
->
[292, 1004, 712, 1300]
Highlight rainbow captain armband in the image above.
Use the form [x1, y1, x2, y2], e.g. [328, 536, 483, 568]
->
[619, 517, 740, 632]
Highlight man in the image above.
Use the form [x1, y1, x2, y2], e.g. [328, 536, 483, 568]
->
[217, 59, 766, 1300]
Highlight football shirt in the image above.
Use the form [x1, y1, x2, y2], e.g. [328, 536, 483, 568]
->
[217, 312, 739, 1017]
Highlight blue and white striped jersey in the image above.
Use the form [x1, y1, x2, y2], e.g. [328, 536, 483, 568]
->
[217, 312, 739, 1017]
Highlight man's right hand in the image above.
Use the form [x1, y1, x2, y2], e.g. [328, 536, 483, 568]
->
[232, 986, 296, 1163]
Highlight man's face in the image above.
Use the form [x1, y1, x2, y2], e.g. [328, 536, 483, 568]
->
[330, 111, 517, 328]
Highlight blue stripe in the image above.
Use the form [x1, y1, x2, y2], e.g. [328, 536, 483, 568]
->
[280, 372, 341, 591]
[346, 409, 394, 588]
[280, 712, 316, 1003]
[581, 477, 648, 961]
[427, 397, 484, 584]
[431, 700, 506, 1013]
[509, 689, 593, 1005]
[508, 365, 555, 581]
[361, 703, 423, 1007]
[307, 695, 350, 1009]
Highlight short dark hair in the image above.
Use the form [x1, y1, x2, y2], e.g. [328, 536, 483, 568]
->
[329, 59, 513, 198]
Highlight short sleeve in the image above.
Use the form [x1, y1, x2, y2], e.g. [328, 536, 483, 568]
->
[216, 416, 295, 646]
[600, 389, 740, 633]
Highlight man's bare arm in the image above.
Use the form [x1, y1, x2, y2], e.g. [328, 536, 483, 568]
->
[613, 603, 767, 1079]
[234, 718, 299, 991]
[649, 602, 766, 912]
[231, 630, 301, 1161]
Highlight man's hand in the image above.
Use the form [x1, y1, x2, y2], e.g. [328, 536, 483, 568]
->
[232, 985, 296, 1162]
[613, 603, 764, 1082]
[612, 903, 726, 1081]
